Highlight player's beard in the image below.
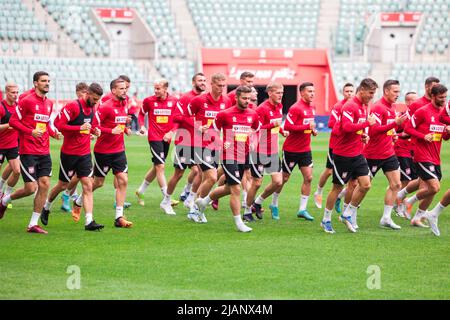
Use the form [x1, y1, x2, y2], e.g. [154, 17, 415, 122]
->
[195, 85, 205, 93]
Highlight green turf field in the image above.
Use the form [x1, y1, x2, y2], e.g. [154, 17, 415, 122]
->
[0, 133, 449, 299]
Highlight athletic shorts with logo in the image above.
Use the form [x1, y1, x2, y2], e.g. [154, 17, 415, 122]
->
[282, 151, 313, 174]
[415, 162, 442, 181]
[194, 147, 219, 171]
[0, 147, 19, 164]
[366, 155, 399, 178]
[59, 152, 93, 183]
[250, 152, 281, 178]
[332, 154, 370, 185]
[150, 141, 170, 165]
[173, 145, 195, 170]
[93, 151, 128, 177]
[397, 156, 418, 182]
[222, 161, 246, 186]
[20, 154, 52, 183]
[326, 147, 334, 169]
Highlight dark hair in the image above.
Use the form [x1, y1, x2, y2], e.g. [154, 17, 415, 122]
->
[425, 77, 440, 86]
[33, 71, 49, 82]
[235, 85, 252, 98]
[299, 82, 314, 92]
[192, 72, 205, 82]
[118, 75, 131, 83]
[430, 84, 448, 96]
[343, 83, 354, 90]
[405, 91, 417, 99]
[240, 71, 255, 80]
[76, 82, 88, 92]
[110, 78, 125, 90]
[383, 79, 400, 92]
[89, 83, 103, 96]
[359, 78, 378, 91]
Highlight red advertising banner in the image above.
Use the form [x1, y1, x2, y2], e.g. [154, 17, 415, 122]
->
[380, 12, 421, 25]
[95, 8, 134, 22]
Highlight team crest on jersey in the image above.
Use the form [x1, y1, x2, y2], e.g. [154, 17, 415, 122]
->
[204, 103, 208, 109]
[48, 106, 51, 112]
[233, 117, 237, 122]
[35, 105, 39, 110]
[114, 109, 118, 114]
[154, 102, 158, 107]
[431, 116, 435, 122]
[220, 103, 225, 110]
[342, 172, 348, 179]
[247, 117, 253, 123]
[168, 102, 173, 108]
[270, 111, 274, 116]
[28, 167, 35, 174]
[304, 111, 307, 115]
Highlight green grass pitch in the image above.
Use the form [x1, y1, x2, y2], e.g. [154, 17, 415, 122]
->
[0, 133, 449, 299]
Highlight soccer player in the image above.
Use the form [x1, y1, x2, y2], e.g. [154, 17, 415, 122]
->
[0, 71, 62, 234]
[195, 86, 260, 232]
[404, 84, 449, 228]
[320, 78, 377, 233]
[394, 91, 418, 218]
[397, 77, 440, 216]
[74, 78, 133, 228]
[135, 79, 178, 215]
[314, 83, 354, 210]
[40, 83, 104, 231]
[190, 73, 232, 223]
[245, 82, 286, 222]
[227, 71, 255, 106]
[0, 83, 21, 201]
[363, 80, 408, 230]
[279, 82, 318, 222]
[164, 73, 206, 213]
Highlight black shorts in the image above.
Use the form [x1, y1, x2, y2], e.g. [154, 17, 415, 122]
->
[326, 148, 334, 170]
[332, 154, 370, 186]
[20, 154, 52, 183]
[282, 151, 313, 174]
[222, 162, 246, 186]
[194, 147, 219, 172]
[367, 156, 400, 178]
[250, 152, 282, 178]
[150, 141, 170, 165]
[173, 145, 195, 170]
[93, 151, 128, 177]
[59, 152, 93, 183]
[0, 147, 19, 164]
[415, 162, 442, 181]
[398, 156, 418, 182]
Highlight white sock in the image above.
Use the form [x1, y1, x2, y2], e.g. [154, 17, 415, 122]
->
[0, 178, 6, 191]
[138, 179, 150, 194]
[75, 194, 83, 207]
[255, 195, 265, 205]
[44, 199, 53, 211]
[242, 191, 247, 205]
[316, 186, 323, 195]
[323, 208, 332, 222]
[299, 194, 309, 211]
[115, 206, 124, 219]
[184, 183, 192, 194]
[234, 215, 245, 227]
[163, 193, 171, 203]
[343, 202, 349, 213]
[343, 204, 357, 218]
[29, 212, 40, 227]
[397, 187, 408, 200]
[161, 186, 168, 197]
[85, 213, 93, 225]
[5, 185, 13, 196]
[429, 202, 445, 218]
[244, 206, 252, 215]
[186, 192, 196, 203]
[272, 192, 280, 207]
[413, 208, 426, 220]
[352, 209, 358, 226]
[382, 205, 394, 220]
[203, 195, 212, 204]
[406, 195, 418, 205]
[1, 194, 11, 205]
[338, 187, 347, 199]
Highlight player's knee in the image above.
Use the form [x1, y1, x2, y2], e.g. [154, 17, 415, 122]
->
[272, 177, 283, 189]
[25, 182, 38, 194]
[429, 183, 440, 195]
[253, 178, 263, 188]
[360, 181, 371, 192]
[304, 175, 313, 184]
[38, 178, 51, 190]
[390, 181, 402, 192]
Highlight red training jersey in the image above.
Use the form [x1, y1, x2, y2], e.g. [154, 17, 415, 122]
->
[9, 92, 56, 155]
[328, 99, 347, 149]
[405, 103, 449, 165]
[256, 99, 284, 155]
[213, 106, 260, 162]
[0, 100, 19, 149]
[227, 89, 237, 106]
[282, 99, 316, 153]
[138, 94, 178, 142]
[54, 99, 94, 156]
[18, 88, 35, 104]
[173, 90, 202, 147]
[439, 102, 450, 125]
[93, 97, 128, 154]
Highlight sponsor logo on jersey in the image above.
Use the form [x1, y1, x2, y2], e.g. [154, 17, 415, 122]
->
[430, 124, 445, 132]
[34, 114, 50, 122]
[205, 111, 218, 118]
[115, 116, 127, 124]
[154, 109, 172, 116]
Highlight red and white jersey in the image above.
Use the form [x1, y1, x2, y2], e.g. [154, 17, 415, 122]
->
[138, 94, 177, 142]
[440, 101, 450, 125]
[405, 103, 449, 165]
[172, 90, 201, 147]
[255, 99, 284, 155]
[282, 99, 316, 153]
[407, 96, 431, 119]
[0, 100, 18, 149]
[54, 99, 94, 156]
[333, 96, 370, 158]
[364, 97, 398, 160]
[188, 92, 232, 149]
[227, 89, 237, 106]
[93, 98, 128, 154]
[328, 99, 347, 149]
[18, 88, 35, 104]
[9, 92, 55, 155]
[213, 106, 260, 162]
